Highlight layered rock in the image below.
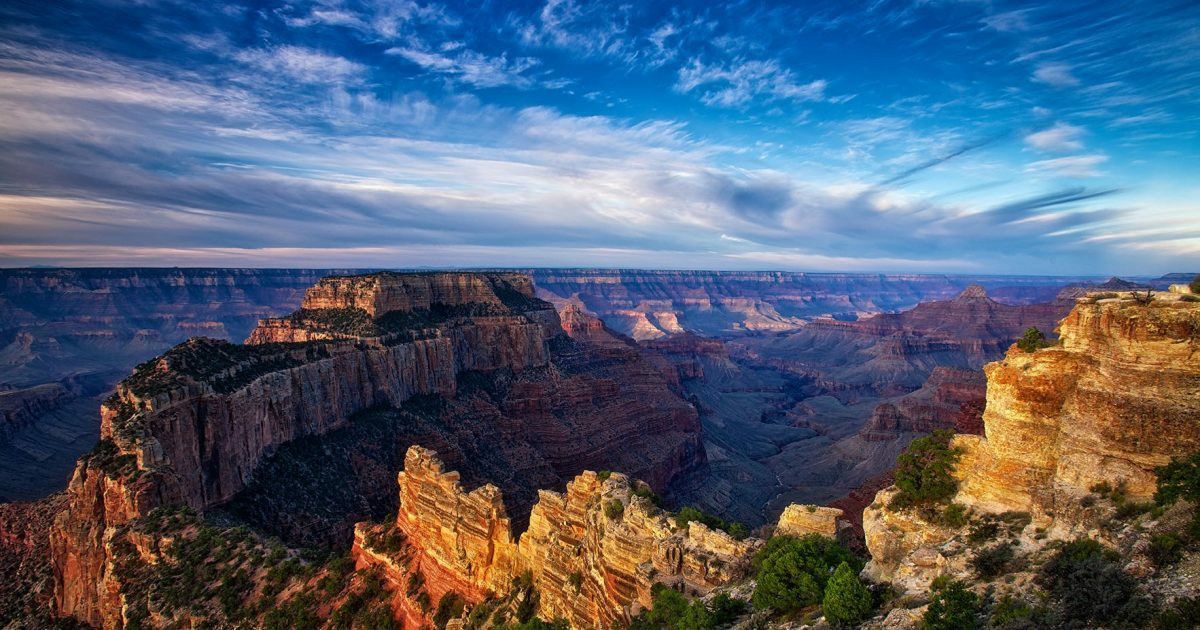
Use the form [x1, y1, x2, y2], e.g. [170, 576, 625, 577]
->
[529, 270, 1087, 339]
[859, 368, 986, 441]
[864, 291, 1200, 590]
[356, 446, 758, 628]
[775, 504, 843, 538]
[46, 271, 707, 627]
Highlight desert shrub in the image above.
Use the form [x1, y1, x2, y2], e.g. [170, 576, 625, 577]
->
[263, 593, 319, 630]
[941, 503, 969, 527]
[631, 484, 662, 507]
[890, 430, 962, 509]
[1016, 327, 1053, 353]
[1148, 533, 1184, 567]
[974, 542, 1017, 580]
[1039, 539, 1133, 625]
[968, 518, 1001, 543]
[1155, 596, 1200, 629]
[353, 605, 397, 630]
[1155, 451, 1200, 506]
[630, 584, 708, 629]
[434, 592, 466, 628]
[1132, 289, 1156, 305]
[673, 506, 750, 539]
[708, 593, 748, 626]
[751, 534, 860, 612]
[511, 618, 569, 630]
[567, 571, 583, 591]
[923, 580, 981, 630]
[822, 561, 872, 626]
[1191, 275, 1200, 294]
[604, 499, 624, 520]
[596, 470, 612, 481]
[1182, 294, 1200, 302]
[987, 597, 1059, 629]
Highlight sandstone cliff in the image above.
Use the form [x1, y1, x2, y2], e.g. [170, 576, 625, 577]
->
[864, 290, 1200, 591]
[355, 446, 758, 628]
[45, 271, 706, 628]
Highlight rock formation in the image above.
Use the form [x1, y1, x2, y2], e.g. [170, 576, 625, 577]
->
[355, 446, 758, 628]
[775, 504, 843, 538]
[529, 270, 1085, 339]
[864, 290, 1200, 591]
[44, 271, 705, 628]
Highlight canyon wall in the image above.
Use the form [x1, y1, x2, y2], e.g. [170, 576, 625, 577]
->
[864, 290, 1200, 590]
[529, 270, 1088, 339]
[0, 268, 347, 500]
[45, 271, 706, 627]
[355, 446, 758, 628]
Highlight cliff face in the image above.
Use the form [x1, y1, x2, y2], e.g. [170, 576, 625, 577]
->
[859, 367, 986, 441]
[46, 272, 706, 627]
[0, 268, 344, 501]
[530, 270, 1083, 340]
[356, 446, 757, 628]
[864, 291, 1200, 591]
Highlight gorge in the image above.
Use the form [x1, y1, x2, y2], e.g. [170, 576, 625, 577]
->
[0, 269, 1197, 628]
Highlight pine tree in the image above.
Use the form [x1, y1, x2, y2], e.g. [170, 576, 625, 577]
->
[822, 562, 872, 626]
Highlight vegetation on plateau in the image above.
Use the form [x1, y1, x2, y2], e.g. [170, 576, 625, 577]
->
[889, 429, 963, 509]
[1015, 326, 1055, 353]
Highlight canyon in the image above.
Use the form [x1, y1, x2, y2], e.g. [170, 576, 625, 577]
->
[1, 267, 1104, 502]
[1, 268, 1197, 628]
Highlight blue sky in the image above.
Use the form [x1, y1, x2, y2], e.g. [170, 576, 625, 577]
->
[0, 0, 1197, 274]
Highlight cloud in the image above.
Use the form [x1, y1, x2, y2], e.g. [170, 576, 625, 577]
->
[1032, 62, 1080, 87]
[675, 58, 827, 108]
[1026, 154, 1109, 177]
[235, 46, 365, 85]
[981, 9, 1032, 33]
[387, 46, 541, 88]
[1024, 123, 1085, 152]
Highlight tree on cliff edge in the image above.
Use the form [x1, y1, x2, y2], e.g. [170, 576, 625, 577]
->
[822, 561, 872, 625]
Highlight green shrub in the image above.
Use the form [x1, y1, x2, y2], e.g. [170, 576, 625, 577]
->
[567, 571, 583, 591]
[751, 534, 860, 613]
[1038, 539, 1133, 626]
[987, 595, 1055, 629]
[631, 483, 662, 507]
[1191, 275, 1200, 294]
[1155, 596, 1200, 629]
[673, 506, 749, 539]
[890, 430, 962, 509]
[630, 583, 717, 629]
[604, 500, 624, 520]
[822, 561, 872, 626]
[967, 518, 1000, 543]
[923, 580, 981, 630]
[971, 543, 1015, 580]
[1148, 533, 1184, 567]
[1155, 451, 1200, 506]
[941, 503, 969, 527]
[434, 592, 466, 628]
[708, 593, 748, 626]
[597, 470, 612, 481]
[1016, 327, 1053, 353]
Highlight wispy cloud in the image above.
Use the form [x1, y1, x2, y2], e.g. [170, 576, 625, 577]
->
[1024, 122, 1085, 152]
[1032, 62, 1080, 87]
[235, 46, 365, 85]
[1026, 154, 1109, 177]
[675, 58, 827, 108]
[386, 46, 542, 89]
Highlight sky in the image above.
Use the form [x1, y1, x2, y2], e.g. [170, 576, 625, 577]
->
[0, 0, 1198, 275]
